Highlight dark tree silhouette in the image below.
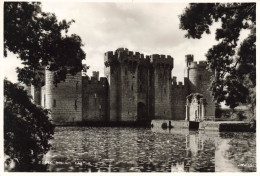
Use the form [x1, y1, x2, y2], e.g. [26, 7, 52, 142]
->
[4, 79, 54, 171]
[4, 2, 86, 86]
[4, 2, 86, 171]
[179, 3, 256, 119]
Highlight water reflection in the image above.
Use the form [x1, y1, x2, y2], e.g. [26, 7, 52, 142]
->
[44, 127, 256, 172]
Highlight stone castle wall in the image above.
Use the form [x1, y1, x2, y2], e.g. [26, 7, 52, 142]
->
[29, 48, 216, 125]
[45, 69, 82, 124]
[171, 77, 189, 120]
[82, 75, 109, 122]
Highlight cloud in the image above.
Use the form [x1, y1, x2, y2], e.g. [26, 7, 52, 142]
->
[4, 2, 220, 83]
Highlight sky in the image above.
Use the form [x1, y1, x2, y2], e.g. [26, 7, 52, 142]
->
[2, 1, 229, 83]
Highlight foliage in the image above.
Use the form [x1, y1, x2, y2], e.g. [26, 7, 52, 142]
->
[4, 2, 86, 86]
[179, 3, 256, 119]
[4, 79, 54, 171]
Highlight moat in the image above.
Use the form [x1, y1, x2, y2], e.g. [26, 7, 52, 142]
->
[44, 127, 256, 172]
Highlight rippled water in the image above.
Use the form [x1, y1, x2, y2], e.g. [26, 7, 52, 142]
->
[44, 127, 256, 172]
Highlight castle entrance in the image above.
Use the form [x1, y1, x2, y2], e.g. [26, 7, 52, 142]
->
[137, 102, 146, 121]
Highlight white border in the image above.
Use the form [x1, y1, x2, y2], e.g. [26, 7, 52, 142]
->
[0, 0, 259, 176]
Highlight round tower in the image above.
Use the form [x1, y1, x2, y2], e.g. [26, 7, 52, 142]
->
[45, 69, 82, 124]
[187, 60, 216, 119]
[187, 61, 208, 93]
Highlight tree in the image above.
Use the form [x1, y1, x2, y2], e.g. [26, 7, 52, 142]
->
[4, 79, 54, 171]
[179, 3, 256, 119]
[4, 2, 86, 86]
[4, 2, 86, 171]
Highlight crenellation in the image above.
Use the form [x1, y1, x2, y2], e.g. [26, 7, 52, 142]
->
[185, 54, 194, 66]
[171, 80, 187, 89]
[82, 75, 90, 81]
[128, 51, 134, 56]
[91, 76, 98, 82]
[161, 55, 165, 59]
[105, 51, 114, 57]
[172, 76, 177, 85]
[188, 61, 208, 69]
[151, 54, 173, 68]
[100, 77, 108, 85]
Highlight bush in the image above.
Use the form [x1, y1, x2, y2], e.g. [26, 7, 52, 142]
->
[4, 79, 54, 171]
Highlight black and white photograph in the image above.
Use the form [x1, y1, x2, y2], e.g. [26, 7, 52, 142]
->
[1, 0, 258, 173]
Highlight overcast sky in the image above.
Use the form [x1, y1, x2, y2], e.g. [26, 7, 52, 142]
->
[3, 1, 223, 83]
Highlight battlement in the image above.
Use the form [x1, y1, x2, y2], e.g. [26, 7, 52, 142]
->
[185, 54, 194, 61]
[173, 82, 186, 88]
[105, 48, 174, 67]
[150, 54, 173, 68]
[83, 75, 108, 86]
[171, 77, 188, 89]
[105, 48, 151, 66]
[188, 61, 208, 69]
[172, 76, 177, 84]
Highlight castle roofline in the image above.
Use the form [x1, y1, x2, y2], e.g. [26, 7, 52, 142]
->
[82, 75, 108, 85]
[171, 77, 189, 88]
[105, 48, 173, 67]
[188, 61, 208, 68]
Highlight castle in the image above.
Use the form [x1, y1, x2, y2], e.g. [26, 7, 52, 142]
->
[27, 48, 217, 125]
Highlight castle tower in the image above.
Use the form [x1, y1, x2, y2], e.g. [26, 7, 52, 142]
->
[105, 48, 150, 122]
[31, 85, 41, 105]
[186, 58, 216, 119]
[151, 54, 173, 120]
[104, 50, 121, 121]
[184, 54, 194, 79]
[45, 69, 82, 124]
[30, 68, 45, 105]
[118, 49, 139, 122]
[137, 54, 150, 122]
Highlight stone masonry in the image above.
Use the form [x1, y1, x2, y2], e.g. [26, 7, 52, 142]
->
[28, 48, 217, 125]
